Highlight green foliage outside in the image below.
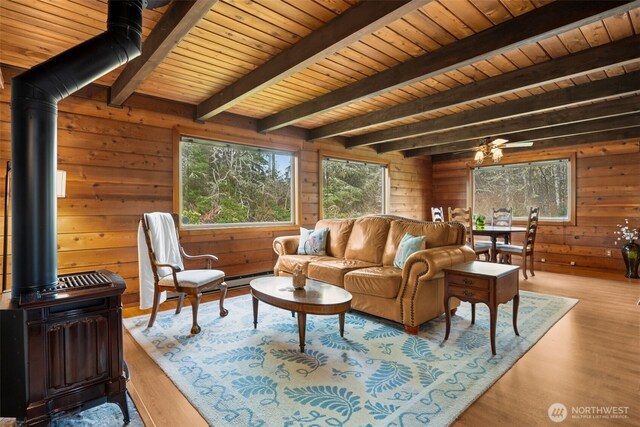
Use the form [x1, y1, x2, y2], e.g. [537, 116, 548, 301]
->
[322, 158, 384, 219]
[474, 160, 569, 219]
[181, 140, 293, 226]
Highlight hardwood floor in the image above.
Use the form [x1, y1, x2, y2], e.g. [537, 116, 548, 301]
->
[120, 271, 639, 426]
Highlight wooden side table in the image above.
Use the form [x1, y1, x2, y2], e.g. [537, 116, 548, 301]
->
[443, 261, 520, 355]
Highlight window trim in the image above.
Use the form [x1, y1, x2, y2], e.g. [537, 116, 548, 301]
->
[467, 153, 576, 225]
[318, 151, 390, 220]
[174, 129, 300, 231]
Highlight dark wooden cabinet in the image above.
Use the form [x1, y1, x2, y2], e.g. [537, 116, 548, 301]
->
[0, 270, 128, 426]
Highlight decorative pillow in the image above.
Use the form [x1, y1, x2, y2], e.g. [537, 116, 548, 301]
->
[297, 227, 330, 255]
[393, 233, 425, 269]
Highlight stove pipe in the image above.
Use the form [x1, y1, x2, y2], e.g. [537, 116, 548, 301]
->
[10, 0, 146, 300]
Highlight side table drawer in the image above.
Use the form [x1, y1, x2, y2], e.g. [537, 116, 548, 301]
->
[448, 285, 489, 302]
[447, 273, 489, 290]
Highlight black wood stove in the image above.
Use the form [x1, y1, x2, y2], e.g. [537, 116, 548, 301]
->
[0, 0, 166, 424]
[0, 271, 128, 425]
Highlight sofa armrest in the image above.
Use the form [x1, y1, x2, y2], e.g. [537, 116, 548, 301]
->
[399, 245, 477, 298]
[273, 235, 300, 256]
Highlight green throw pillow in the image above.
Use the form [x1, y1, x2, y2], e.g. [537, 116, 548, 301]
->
[393, 233, 425, 269]
[297, 227, 330, 255]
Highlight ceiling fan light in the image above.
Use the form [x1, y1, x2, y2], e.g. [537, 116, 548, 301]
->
[474, 150, 484, 164]
[491, 147, 503, 163]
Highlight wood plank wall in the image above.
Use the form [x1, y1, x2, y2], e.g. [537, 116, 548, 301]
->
[431, 141, 640, 276]
[0, 67, 430, 306]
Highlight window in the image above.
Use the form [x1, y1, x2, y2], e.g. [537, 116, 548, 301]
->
[179, 136, 296, 228]
[321, 154, 388, 219]
[472, 158, 574, 222]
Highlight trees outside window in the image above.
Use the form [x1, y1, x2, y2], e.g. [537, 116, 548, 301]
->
[321, 155, 387, 219]
[180, 137, 295, 228]
[472, 158, 572, 221]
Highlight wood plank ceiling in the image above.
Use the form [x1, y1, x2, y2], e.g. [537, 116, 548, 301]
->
[1, 0, 639, 160]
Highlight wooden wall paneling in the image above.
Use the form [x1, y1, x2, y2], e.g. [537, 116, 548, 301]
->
[0, 67, 430, 305]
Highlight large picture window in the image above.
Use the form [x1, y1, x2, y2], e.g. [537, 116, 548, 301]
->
[179, 136, 296, 228]
[321, 154, 388, 219]
[472, 158, 574, 222]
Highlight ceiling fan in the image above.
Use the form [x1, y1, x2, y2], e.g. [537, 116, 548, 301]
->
[472, 138, 534, 164]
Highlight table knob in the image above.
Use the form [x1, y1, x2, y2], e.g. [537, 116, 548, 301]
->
[463, 278, 472, 285]
[463, 290, 473, 297]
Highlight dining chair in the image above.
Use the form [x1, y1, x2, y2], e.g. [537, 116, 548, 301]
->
[140, 212, 229, 334]
[491, 207, 513, 227]
[496, 207, 540, 279]
[448, 207, 490, 260]
[431, 207, 445, 222]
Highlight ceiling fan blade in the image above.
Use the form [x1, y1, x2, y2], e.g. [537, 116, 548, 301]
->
[491, 138, 509, 146]
[504, 141, 534, 148]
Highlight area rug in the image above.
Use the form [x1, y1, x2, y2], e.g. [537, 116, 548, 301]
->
[124, 291, 577, 426]
[0, 394, 143, 427]
[50, 394, 143, 427]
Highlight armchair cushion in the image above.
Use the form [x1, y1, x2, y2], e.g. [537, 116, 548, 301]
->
[297, 227, 330, 255]
[159, 269, 225, 288]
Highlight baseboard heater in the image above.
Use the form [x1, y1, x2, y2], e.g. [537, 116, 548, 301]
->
[222, 270, 274, 288]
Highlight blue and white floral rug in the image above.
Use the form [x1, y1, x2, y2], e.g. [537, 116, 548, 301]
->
[124, 291, 577, 426]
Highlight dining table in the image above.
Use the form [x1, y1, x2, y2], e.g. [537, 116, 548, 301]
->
[472, 225, 527, 262]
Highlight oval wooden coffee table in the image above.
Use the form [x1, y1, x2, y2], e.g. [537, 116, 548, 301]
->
[250, 276, 352, 353]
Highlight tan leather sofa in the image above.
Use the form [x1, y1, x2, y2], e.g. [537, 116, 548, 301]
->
[273, 215, 477, 334]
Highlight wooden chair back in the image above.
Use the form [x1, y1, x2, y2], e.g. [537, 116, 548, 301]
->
[141, 213, 181, 284]
[491, 207, 513, 227]
[431, 207, 445, 222]
[448, 207, 473, 246]
[524, 207, 540, 252]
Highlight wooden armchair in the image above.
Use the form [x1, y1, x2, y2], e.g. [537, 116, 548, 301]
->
[141, 213, 228, 334]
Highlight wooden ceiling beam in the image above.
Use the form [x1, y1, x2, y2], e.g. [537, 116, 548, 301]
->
[195, 0, 432, 121]
[345, 66, 640, 148]
[378, 95, 640, 154]
[405, 111, 640, 158]
[109, 0, 218, 106]
[257, 0, 639, 133]
[432, 127, 640, 162]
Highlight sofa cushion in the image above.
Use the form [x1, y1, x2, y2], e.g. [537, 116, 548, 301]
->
[344, 266, 402, 299]
[277, 254, 335, 276]
[315, 219, 354, 258]
[297, 227, 329, 255]
[308, 259, 379, 287]
[382, 220, 463, 266]
[344, 216, 392, 264]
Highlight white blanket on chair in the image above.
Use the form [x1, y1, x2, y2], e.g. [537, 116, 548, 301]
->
[137, 212, 185, 309]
